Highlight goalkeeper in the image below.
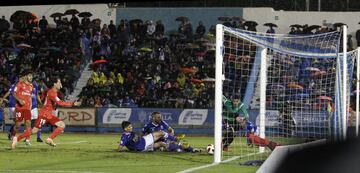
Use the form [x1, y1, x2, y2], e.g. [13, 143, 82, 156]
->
[222, 95, 277, 151]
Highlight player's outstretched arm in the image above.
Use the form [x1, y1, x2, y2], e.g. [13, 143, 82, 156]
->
[168, 127, 175, 135]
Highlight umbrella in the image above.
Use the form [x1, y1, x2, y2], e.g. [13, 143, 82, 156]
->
[269, 84, 285, 90]
[289, 24, 303, 28]
[10, 10, 33, 22]
[306, 25, 321, 31]
[186, 43, 200, 49]
[202, 77, 216, 82]
[295, 93, 310, 98]
[218, 16, 232, 21]
[50, 12, 64, 18]
[311, 71, 327, 76]
[232, 16, 245, 21]
[264, 23, 278, 28]
[317, 96, 332, 101]
[333, 22, 347, 28]
[195, 37, 209, 43]
[78, 12, 92, 18]
[195, 52, 206, 57]
[175, 16, 189, 22]
[92, 59, 107, 64]
[181, 67, 198, 74]
[17, 43, 32, 49]
[313, 89, 327, 95]
[64, 9, 79, 15]
[288, 83, 304, 89]
[140, 47, 152, 52]
[11, 34, 25, 40]
[129, 19, 143, 25]
[243, 21, 258, 27]
[190, 78, 203, 84]
[305, 67, 320, 72]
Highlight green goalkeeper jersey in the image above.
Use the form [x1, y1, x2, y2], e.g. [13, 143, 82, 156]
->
[222, 95, 249, 123]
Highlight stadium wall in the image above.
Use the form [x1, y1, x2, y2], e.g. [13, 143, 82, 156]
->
[242, 7, 360, 45]
[116, 7, 244, 35]
[117, 7, 360, 45]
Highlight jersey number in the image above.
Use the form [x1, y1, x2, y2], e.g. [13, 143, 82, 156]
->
[39, 119, 46, 127]
[16, 112, 21, 118]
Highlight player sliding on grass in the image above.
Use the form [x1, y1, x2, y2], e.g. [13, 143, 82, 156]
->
[12, 77, 81, 149]
[142, 112, 200, 152]
[118, 121, 184, 152]
[222, 95, 277, 151]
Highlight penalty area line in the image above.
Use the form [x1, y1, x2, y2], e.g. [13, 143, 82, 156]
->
[0, 170, 106, 173]
[176, 152, 262, 173]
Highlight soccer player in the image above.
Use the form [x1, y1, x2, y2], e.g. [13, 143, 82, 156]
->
[244, 120, 278, 151]
[34, 77, 81, 146]
[11, 70, 34, 149]
[222, 95, 278, 151]
[119, 121, 183, 152]
[11, 77, 81, 149]
[142, 112, 198, 152]
[222, 95, 249, 151]
[28, 80, 43, 143]
[0, 79, 17, 140]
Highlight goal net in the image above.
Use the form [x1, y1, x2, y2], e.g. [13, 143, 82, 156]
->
[214, 24, 353, 163]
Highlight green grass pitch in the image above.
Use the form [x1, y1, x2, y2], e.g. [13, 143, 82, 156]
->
[0, 132, 260, 173]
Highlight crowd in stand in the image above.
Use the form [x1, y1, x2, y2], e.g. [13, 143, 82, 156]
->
[0, 12, 90, 104]
[78, 18, 216, 108]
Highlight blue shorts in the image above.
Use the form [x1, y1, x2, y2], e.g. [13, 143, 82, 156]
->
[0, 109, 3, 122]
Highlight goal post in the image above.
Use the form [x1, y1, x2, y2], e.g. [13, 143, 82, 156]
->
[214, 24, 352, 163]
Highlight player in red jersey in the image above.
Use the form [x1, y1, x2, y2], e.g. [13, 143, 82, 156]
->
[35, 77, 81, 146]
[11, 70, 34, 149]
[12, 77, 81, 148]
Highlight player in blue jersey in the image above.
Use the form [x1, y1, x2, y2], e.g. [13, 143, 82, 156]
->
[118, 121, 184, 152]
[0, 78, 18, 140]
[28, 81, 43, 143]
[142, 112, 200, 152]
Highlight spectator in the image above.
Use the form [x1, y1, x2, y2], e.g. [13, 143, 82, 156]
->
[70, 14, 80, 33]
[38, 16, 48, 32]
[195, 21, 206, 38]
[0, 16, 10, 36]
[108, 20, 116, 37]
[155, 20, 165, 35]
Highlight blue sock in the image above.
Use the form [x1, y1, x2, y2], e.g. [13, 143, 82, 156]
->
[163, 132, 177, 141]
[37, 129, 41, 139]
[184, 146, 193, 152]
[168, 143, 181, 152]
[9, 124, 14, 134]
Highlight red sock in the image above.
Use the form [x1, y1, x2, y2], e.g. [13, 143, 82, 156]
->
[248, 134, 270, 146]
[49, 127, 64, 139]
[17, 128, 32, 142]
[11, 126, 18, 137]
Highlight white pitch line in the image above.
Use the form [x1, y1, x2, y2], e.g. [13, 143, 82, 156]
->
[0, 141, 88, 149]
[176, 152, 262, 173]
[0, 170, 107, 173]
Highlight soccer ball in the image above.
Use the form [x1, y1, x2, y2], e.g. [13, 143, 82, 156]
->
[206, 144, 215, 155]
